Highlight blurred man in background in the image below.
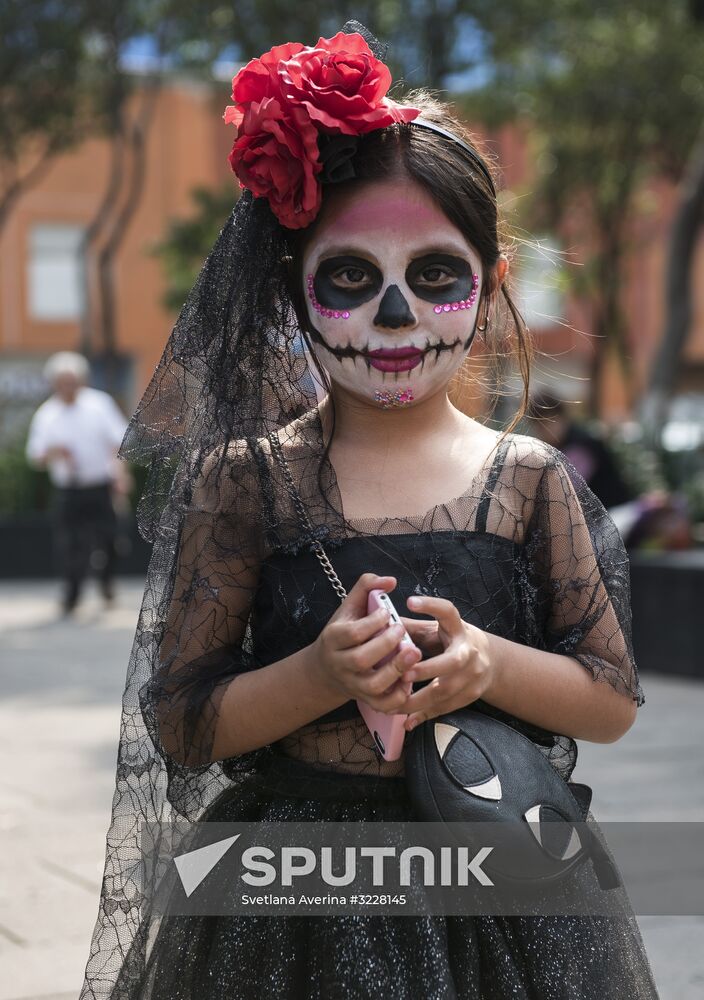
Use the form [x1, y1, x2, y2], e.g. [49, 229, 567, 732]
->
[529, 390, 692, 549]
[25, 351, 129, 614]
[529, 391, 636, 509]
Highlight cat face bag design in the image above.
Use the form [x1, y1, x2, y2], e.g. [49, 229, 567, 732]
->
[404, 707, 620, 890]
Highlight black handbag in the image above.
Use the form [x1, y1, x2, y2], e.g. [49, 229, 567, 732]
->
[403, 705, 622, 891]
[268, 432, 621, 893]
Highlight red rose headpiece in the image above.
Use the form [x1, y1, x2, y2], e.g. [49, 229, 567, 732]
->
[223, 31, 420, 229]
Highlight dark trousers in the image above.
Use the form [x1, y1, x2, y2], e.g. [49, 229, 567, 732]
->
[52, 482, 117, 608]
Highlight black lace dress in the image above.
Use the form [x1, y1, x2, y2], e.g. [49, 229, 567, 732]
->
[100, 433, 659, 1000]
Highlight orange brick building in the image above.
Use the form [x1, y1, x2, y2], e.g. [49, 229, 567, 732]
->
[1, 78, 703, 435]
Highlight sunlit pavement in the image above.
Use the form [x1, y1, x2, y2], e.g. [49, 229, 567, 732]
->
[0, 579, 702, 1000]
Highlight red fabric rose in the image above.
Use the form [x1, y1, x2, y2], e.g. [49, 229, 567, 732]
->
[223, 104, 243, 129]
[223, 40, 306, 131]
[228, 97, 321, 229]
[233, 41, 304, 105]
[278, 31, 420, 135]
[223, 32, 421, 229]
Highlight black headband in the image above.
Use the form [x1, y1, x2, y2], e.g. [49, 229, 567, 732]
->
[412, 117, 497, 197]
[317, 116, 498, 199]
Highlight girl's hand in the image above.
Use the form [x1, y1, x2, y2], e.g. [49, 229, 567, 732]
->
[398, 614, 443, 658]
[311, 573, 422, 705]
[397, 594, 499, 732]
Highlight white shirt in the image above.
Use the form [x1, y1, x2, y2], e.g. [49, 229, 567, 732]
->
[26, 386, 128, 488]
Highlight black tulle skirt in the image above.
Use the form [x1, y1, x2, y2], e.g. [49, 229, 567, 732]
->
[124, 754, 659, 1000]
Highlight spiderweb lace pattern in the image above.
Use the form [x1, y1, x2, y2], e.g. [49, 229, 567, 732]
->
[78, 192, 645, 1000]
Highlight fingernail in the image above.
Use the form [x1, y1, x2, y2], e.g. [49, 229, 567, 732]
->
[407, 596, 421, 608]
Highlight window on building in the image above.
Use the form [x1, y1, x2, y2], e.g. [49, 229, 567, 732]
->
[513, 236, 565, 331]
[28, 224, 85, 321]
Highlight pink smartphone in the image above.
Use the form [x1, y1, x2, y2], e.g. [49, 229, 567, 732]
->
[355, 589, 418, 761]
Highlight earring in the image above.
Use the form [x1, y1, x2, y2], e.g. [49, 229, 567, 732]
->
[476, 316, 489, 333]
[306, 274, 350, 319]
[433, 273, 480, 314]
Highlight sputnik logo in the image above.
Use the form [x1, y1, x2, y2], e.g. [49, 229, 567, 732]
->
[174, 834, 241, 897]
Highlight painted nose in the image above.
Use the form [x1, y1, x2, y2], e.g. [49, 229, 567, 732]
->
[373, 285, 416, 329]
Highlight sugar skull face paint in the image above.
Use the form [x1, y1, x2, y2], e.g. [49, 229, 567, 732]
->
[300, 176, 485, 408]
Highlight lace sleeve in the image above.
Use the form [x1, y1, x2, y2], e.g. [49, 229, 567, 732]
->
[140, 441, 265, 771]
[523, 440, 645, 707]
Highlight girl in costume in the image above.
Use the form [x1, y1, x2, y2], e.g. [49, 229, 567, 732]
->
[80, 22, 660, 1000]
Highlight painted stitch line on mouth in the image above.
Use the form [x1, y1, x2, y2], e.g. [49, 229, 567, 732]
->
[364, 347, 455, 377]
[308, 329, 467, 363]
[366, 347, 424, 359]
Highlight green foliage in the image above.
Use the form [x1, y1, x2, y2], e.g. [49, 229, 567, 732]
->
[462, 1, 704, 411]
[682, 471, 704, 523]
[153, 185, 241, 310]
[602, 424, 668, 497]
[0, 438, 50, 517]
[158, 1, 483, 90]
[468, 3, 704, 234]
[0, 436, 152, 518]
[660, 445, 704, 520]
[0, 1, 92, 170]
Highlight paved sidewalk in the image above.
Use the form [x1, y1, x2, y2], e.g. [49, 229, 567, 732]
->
[0, 578, 702, 999]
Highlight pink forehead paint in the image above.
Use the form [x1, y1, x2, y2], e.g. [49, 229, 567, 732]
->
[328, 194, 444, 235]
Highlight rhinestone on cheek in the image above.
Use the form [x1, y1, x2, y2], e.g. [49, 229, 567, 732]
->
[430, 271, 485, 317]
[305, 277, 350, 319]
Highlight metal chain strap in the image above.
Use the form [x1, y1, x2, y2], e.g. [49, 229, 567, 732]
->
[268, 432, 348, 603]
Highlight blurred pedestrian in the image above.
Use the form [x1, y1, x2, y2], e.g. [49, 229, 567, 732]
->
[529, 391, 694, 549]
[529, 391, 636, 509]
[25, 351, 130, 614]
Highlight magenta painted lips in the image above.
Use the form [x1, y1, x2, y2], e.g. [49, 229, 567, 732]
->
[365, 347, 425, 373]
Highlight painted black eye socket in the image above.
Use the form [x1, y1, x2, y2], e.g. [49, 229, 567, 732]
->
[313, 255, 383, 310]
[406, 253, 475, 306]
